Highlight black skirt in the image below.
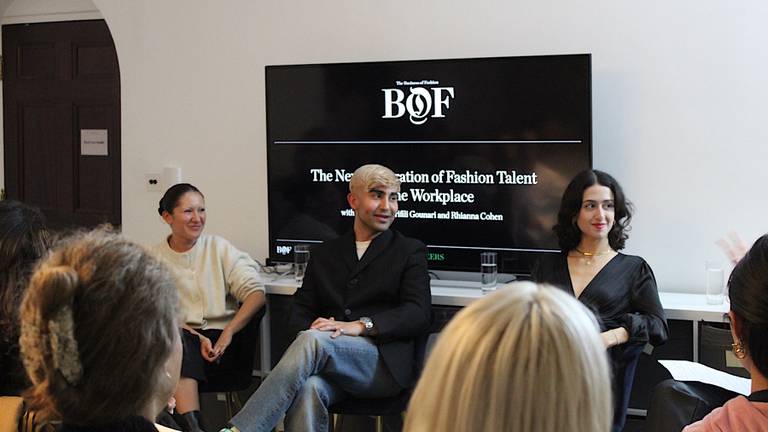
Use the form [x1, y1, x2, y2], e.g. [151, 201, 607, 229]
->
[180, 327, 251, 382]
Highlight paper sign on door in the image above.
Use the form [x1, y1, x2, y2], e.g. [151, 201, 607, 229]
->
[80, 129, 108, 156]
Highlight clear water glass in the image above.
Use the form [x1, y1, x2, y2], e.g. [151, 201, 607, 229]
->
[294, 244, 310, 284]
[481, 251, 498, 294]
[705, 259, 724, 305]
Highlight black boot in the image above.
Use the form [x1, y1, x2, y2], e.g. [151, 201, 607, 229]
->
[156, 410, 182, 429]
[175, 410, 206, 432]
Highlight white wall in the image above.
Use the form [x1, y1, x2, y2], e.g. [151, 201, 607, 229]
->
[3, 0, 100, 24]
[15, 0, 768, 292]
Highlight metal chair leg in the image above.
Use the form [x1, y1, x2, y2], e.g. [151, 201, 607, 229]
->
[224, 392, 234, 420]
[333, 413, 343, 432]
[220, 390, 246, 420]
[231, 391, 244, 412]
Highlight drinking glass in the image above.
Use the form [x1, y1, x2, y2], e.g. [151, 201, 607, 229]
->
[480, 252, 498, 294]
[294, 244, 310, 284]
[705, 259, 724, 305]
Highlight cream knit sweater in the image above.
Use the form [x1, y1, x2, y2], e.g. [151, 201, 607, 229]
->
[152, 235, 264, 330]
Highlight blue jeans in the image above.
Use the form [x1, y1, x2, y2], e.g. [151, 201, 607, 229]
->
[230, 330, 402, 432]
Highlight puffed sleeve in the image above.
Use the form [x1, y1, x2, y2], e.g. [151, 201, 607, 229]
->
[219, 237, 265, 302]
[622, 260, 669, 346]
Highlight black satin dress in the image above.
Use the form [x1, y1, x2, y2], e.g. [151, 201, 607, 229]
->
[532, 252, 669, 432]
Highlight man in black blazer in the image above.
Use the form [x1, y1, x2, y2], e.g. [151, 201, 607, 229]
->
[228, 164, 431, 432]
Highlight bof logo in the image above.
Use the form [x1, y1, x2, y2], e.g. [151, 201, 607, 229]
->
[382, 87, 455, 125]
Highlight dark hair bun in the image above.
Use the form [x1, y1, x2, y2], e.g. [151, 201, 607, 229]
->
[157, 183, 202, 216]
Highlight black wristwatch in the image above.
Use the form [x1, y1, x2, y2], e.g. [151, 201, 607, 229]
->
[359, 316, 374, 335]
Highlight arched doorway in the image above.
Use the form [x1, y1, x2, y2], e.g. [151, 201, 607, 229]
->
[1, 0, 121, 230]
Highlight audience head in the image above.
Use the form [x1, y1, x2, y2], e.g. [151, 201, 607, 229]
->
[405, 282, 612, 432]
[0, 200, 50, 345]
[348, 164, 401, 194]
[19, 229, 181, 425]
[728, 233, 768, 379]
[554, 169, 633, 251]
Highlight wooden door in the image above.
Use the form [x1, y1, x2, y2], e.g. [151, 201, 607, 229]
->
[3, 20, 120, 230]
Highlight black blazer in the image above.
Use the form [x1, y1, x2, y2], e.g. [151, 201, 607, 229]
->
[289, 229, 432, 388]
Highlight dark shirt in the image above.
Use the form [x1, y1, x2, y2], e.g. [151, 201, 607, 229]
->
[60, 416, 157, 432]
[532, 252, 668, 347]
[0, 337, 29, 395]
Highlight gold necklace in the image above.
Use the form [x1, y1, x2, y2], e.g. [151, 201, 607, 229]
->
[573, 248, 612, 266]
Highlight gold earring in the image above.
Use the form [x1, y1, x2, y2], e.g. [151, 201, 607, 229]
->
[732, 341, 747, 359]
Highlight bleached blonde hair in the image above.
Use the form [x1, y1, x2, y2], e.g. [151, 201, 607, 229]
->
[349, 164, 400, 193]
[404, 282, 612, 432]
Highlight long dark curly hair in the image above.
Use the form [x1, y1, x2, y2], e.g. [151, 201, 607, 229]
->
[553, 170, 633, 252]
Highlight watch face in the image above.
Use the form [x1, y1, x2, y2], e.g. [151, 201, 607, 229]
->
[361, 317, 373, 329]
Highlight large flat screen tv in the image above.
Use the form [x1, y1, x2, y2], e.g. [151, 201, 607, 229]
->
[266, 54, 592, 275]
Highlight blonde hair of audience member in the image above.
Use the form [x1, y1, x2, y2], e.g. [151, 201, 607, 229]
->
[19, 229, 181, 425]
[349, 164, 401, 194]
[404, 282, 612, 432]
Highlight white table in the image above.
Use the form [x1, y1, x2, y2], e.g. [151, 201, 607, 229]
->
[257, 275, 729, 373]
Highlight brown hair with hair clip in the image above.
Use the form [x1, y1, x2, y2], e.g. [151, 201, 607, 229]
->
[20, 228, 179, 425]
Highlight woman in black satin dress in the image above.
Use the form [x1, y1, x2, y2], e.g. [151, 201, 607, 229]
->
[532, 169, 668, 432]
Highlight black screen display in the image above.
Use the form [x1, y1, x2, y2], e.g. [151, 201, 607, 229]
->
[266, 54, 592, 274]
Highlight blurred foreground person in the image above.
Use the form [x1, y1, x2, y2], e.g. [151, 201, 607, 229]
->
[20, 230, 182, 432]
[647, 234, 768, 432]
[404, 282, 612, 432]
[0, 200, 50, 396]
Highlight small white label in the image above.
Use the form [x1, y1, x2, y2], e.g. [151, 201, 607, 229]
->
[80, 129, 108, 156]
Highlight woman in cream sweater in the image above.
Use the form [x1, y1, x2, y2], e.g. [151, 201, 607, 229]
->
[154, 183, 265, 432]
